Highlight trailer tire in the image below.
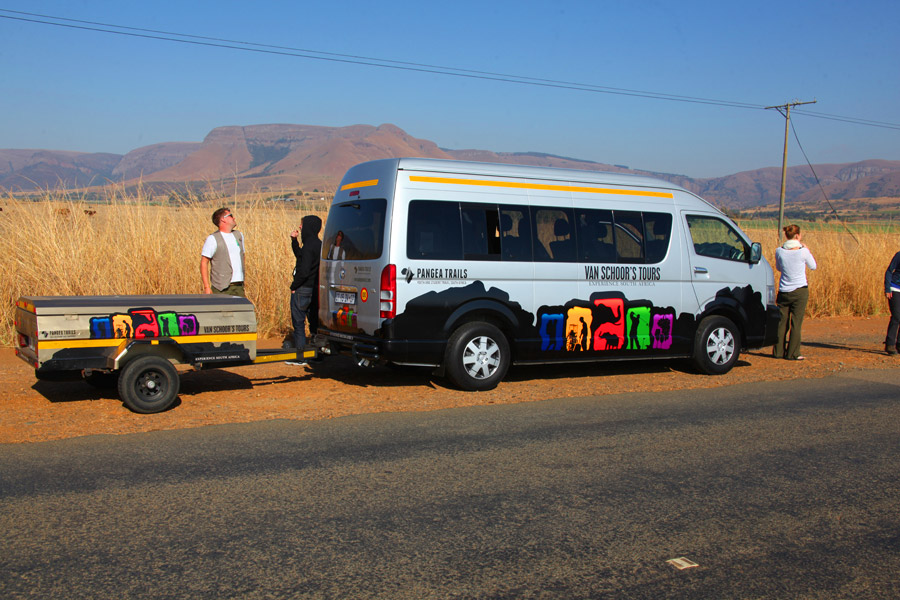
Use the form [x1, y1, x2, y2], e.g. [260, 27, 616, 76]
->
[117, 356, 180, 414]
[444, 322, 510, 391]
[692, 315, 740, 375]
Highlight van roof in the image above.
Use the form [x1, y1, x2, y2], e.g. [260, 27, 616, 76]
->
[383, 157, 690, 194]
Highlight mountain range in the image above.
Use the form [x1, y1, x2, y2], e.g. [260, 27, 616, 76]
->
[3, 123, 899, 211]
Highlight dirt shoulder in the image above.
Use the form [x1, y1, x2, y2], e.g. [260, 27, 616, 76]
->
[1, 316, 896, 444]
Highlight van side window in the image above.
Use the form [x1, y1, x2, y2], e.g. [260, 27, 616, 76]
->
[613, 211, 644, 263]
[407, 200, 462, 260]
[500, 206, 532, 261]
[461, 204, 501, 260]
[686, 215, 749, 261]
[575, 208, 615, 263]
[643, 212, 672, 263]
[404, 201, 674, 265]
[533, 207, 575, 262]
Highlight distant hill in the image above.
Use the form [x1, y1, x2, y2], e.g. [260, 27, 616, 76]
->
[0, 149, 121, 190]
[3, 123, 900, 211]
[112, 142, 201, 181]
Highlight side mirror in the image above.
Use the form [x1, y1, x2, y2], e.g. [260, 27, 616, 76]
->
[750, 242, 762, 264]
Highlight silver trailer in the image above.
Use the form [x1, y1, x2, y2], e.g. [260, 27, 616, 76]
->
[14, 294, 315, 413]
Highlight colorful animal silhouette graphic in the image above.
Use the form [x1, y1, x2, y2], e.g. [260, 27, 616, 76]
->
[90, 307, 199, 339]
[538, 293, 675, 354]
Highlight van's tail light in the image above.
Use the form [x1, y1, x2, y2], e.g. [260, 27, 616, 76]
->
[380, 264, 396, 319]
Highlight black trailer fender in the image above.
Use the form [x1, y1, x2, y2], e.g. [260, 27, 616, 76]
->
[113, 338, 187, 370]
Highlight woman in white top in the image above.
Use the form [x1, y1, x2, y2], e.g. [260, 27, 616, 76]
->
[774, 224, 817, 360]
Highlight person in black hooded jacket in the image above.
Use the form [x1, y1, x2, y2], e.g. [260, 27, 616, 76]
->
[288, 215, 322, 356]
[884, 250, 900, 355]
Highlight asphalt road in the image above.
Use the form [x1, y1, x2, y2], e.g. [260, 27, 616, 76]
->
[2, 369, 899, 599]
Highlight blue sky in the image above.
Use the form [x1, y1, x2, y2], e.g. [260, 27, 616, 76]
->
[1, 0, 898, 178]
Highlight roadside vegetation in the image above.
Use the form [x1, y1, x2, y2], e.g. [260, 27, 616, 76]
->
[0, 186, 328, 345]
[740, 222, 898, 317]
[1, 186, 897, 346]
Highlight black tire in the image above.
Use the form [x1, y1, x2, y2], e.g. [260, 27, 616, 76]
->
[83, 370, 120, 389]
[444, 322, 510, 391]
[117, 356, 180, 414]
[692, 315, 740, 375]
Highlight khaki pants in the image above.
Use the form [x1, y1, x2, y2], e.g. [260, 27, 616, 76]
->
[774, 286, 809, 359]
[214, 282, 245, 297]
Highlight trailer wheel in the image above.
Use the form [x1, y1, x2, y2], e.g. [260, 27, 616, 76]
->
[692, 316, 740, 375]
[444, 322, 510, 391]
[117, 356, 180, 414]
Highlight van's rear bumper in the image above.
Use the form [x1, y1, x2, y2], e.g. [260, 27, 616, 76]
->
[314, 329, 443, 366]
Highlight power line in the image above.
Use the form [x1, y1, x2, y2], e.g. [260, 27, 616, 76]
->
[2, 8, 898, 131]
[0, 9, 768, 110]
[0, 7, 761, 108]
[788, 119, 859, 245]
[792, 109, 900, 131]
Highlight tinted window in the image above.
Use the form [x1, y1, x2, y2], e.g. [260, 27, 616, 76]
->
[403, 200, 674, 265]
[686, 215, 749, 261]
[321, 198, 386, 260]
[532, 207, 575, 262]
[407, 200, 462, 260]
[461, 204, 501, 260]
[643, 212, 672, 263]
[500, 205, 532, 261]
[575, 208, 615, 263]
[613, 211, 644, 263]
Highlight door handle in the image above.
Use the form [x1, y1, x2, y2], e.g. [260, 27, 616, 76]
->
[694, 267, 708, 274]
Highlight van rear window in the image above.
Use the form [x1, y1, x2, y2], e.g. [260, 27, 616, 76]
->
[321, 199, 387, 260]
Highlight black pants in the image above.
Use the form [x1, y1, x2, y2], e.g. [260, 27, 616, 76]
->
[886, 292, 900, 350]
[290, 287, 319, 349]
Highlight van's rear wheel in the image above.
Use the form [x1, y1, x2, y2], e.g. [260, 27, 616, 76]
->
[117, 356, 180, 414]
[693, 316, 740, 375]
[445, 322, 510, 391]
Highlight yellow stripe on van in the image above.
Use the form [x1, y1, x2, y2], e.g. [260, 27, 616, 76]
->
[408, 175, 674, 198]
[37, 333, 257, 350]
[340, 179, 379, 191]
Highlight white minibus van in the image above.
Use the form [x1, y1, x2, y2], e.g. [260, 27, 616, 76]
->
[315, 158, 779, 390]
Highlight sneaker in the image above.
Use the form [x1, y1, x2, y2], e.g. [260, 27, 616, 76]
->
[285, 360, 308, 366]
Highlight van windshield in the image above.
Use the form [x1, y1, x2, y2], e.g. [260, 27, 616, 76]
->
[321, 199, 387, 260]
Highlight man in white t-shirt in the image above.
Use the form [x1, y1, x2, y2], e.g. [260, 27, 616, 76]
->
[200, 207, 246, 297]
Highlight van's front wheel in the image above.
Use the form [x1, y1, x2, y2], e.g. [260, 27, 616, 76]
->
[693, 316, 740, 375]
[445, 322, 510, 391]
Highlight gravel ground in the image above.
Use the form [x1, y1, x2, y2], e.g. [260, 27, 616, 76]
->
[1, 316, 896, 444]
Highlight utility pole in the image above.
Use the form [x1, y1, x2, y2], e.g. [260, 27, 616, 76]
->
[765, 99, 816, 241]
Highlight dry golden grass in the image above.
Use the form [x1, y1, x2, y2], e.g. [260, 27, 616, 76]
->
[0, 187, 327, 346]
[2, 187, 898, 347]
[743, 224, 900, 317]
